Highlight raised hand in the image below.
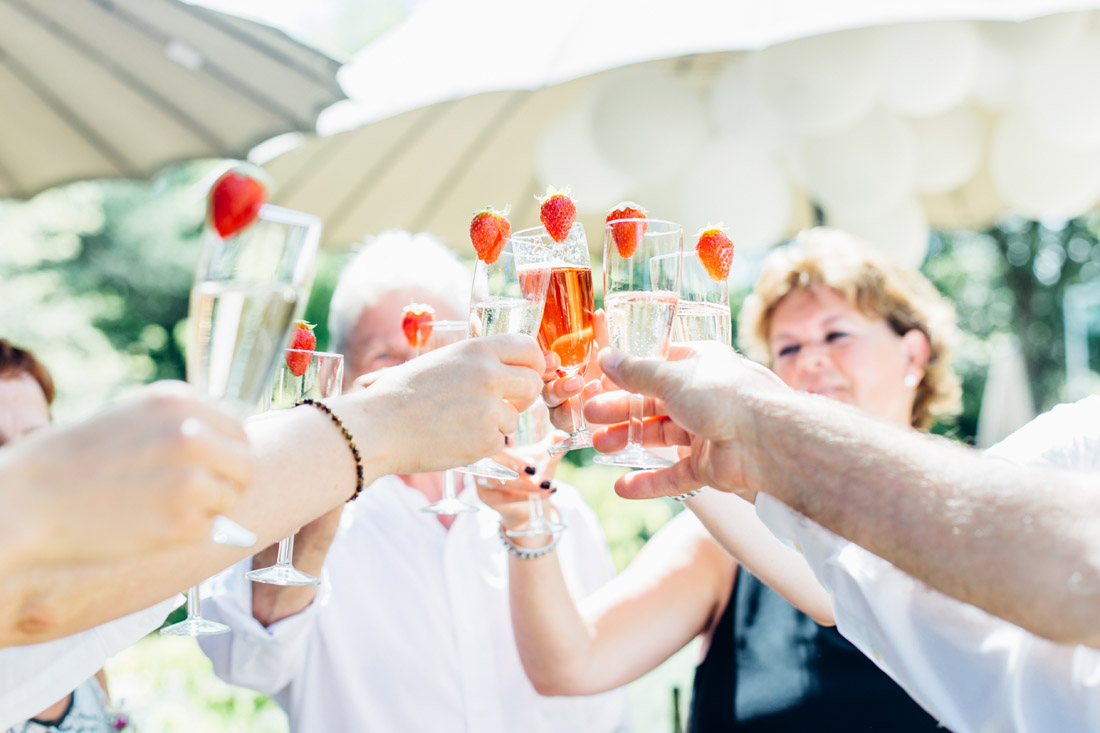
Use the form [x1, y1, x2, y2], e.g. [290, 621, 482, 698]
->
[585, 342, 790, 501]
[3, 382, 253, 568]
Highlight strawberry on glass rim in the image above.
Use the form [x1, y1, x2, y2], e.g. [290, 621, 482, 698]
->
[606, 201, 647, 258]
[696, 226, 734, 281]
[285, 321, 317, 376]
[401, 303, 436, 350]
[469, 205, 512, 264]
[538, 186, 577, 243]
[209, 166, 269, 239]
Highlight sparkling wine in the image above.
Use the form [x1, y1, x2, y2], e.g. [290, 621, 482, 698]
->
[538, 266, 594, 376]
[189, 280, 299, 407]
[604, 291, 678, 359]
[673, 301, 733, 345]
[471, 298, 545, 337]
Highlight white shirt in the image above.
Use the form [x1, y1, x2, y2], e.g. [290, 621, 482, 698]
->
[0, 596, 178, 729]
[200, 475, 630, 733]
[755, 395, 1100, 733]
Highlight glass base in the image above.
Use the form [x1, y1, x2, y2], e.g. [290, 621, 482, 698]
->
[454, 458, 519, 480]
[592, 444, 674, 469]
[245, 564, 321, 586]
[210, 515, 257, 548]
[505, 520, 567, 538]
[421, 497, 480, 515]
[549, 430, 593, 455]
[160, 617, 230, 637]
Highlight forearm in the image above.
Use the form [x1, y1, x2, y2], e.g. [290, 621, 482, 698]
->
[743, 389, 1100, 645]
[0, 405, 376, 646]
[507, 542, 604, 695]
[686, 490, 834, 625]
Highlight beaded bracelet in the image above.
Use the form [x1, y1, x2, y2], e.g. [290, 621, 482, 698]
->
[670, 489, 702, 501]
[296, 398, 364, 502]
[498, 524, 560, 560]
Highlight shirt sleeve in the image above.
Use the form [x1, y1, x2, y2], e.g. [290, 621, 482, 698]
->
[755, 493, 1100, 733]
[0, 595, 179, 729]
[986, 396, 1100, 473]
[198, 559, 329, 696]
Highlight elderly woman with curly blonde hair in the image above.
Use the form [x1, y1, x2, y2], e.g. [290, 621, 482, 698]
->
[483, 228, 962, 732]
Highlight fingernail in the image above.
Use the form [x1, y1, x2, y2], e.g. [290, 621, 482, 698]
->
[549, 486, 558, 495]
[504, 435, 511, 446]
[540, 480, 552, 490]
[563, 376, 584, 391]
[583, 381, 601, 396]
[524, 465, 537, 475]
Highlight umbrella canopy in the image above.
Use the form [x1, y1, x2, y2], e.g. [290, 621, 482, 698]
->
[261, 0, 1100, 263]
[0, 0, 346, 199]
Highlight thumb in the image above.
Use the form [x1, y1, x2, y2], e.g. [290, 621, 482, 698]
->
[597, 347, 670, 398]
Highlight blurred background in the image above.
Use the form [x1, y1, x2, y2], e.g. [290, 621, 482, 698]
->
[3, 0, 1100, 730]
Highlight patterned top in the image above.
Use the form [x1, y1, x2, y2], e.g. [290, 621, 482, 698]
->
[8, 679, 122, 733]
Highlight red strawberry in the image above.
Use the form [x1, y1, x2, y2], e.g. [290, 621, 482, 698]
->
[401, 303, 436, 350]
[696, 227, 735, 281]
[538, 187, 576, 243]
[605, 201, 647, 258]
[286, 321, 317, 376]
[469, 206, 511, 264]
[209, 170, 267, 238]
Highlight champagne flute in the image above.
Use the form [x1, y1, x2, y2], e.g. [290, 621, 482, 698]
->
[513, 222, 596, 455]
[501, 400, 566, 538]
[163, 203, 320, 637]
[246, 349, 344, 585]
[456, 236, 553, 481]
[654, 250, 731, 499]
[418, 320, 482, 515]
[593, 219, 682, 469]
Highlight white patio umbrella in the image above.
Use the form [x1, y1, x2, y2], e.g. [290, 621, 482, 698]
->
[0, 0, 346, 199]
[261, 0, 1100, 260]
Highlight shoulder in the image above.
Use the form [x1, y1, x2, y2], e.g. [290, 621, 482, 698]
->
[987, 396, 1100, 473]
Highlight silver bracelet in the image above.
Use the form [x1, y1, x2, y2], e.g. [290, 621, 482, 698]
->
[499, 524, 560, 560]
[670, 489, 702, 501]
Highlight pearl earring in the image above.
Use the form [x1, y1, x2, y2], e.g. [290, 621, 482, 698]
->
[903, 373, 919, 388]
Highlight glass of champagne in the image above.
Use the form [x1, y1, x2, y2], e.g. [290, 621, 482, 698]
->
[456, 236, 553, 480]
[660, 250, 732, 346]
[513, 222, 596, 454]
[418, 320, 482, 515]
[500, 400, 566, 538]
[162, 203, 320, 637]
[246, 349, 344, 585]
[593, 218, 682, 469]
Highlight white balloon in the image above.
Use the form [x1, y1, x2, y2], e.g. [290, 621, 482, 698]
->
[536, 104, 633, 214]
[589, 66, 708, 184]
[827, 197, 930, 270]
[907, 104, 985, 194]
[978, 12, 1087, 59]
[675, 140, 793, 253]
[921, 165, 1007, 231]
[751, 28, 885, 135]
[1018, 29, 1100, 150]
[795, 107, 917, 216]
[989, 113, 1100, 219]
[878, 22, 982, 118]
[625, 175, 688, 232]
[972, 39, 1017, 111]
[708, 54, 793, 153]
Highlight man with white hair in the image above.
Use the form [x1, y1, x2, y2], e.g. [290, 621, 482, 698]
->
[201, 231, 629, 732]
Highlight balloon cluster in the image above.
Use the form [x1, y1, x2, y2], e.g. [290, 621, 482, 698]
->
[535, 12, 1100, 268]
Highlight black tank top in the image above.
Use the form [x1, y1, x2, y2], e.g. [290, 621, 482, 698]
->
[688, 569, 945, 731]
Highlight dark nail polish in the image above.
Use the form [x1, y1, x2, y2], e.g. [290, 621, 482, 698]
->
[550, 487, 558, 495]
[524, 466, 537, 475]
[540, 480, 552, 490]
[504, 435, 510, 445]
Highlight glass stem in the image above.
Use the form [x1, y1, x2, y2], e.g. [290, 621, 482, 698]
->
[275, 535, 294, 567]
[528, 492, 546, 531]
[568, 393, 588, 435]
[185, 586, 202, 620]
[443, 470, 457, 501]
[627, 392, 645, 448]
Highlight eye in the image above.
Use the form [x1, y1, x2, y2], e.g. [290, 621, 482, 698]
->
[825, 331, 850, 343]
[777, 344, 800, 358]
